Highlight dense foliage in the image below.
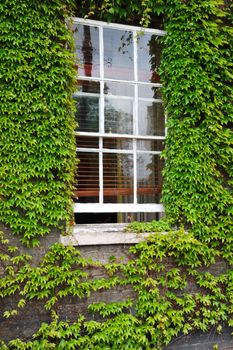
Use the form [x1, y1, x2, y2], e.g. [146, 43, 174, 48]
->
[0, 0, 77, 245]
[160, 0, 233, 257]
[81, 0, 233, 257]
[0, 0, 232, 349]
[0, 229, 233, 349]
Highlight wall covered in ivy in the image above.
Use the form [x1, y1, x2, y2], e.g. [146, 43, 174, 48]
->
[0, 0, 77, 246]
[0, 0, 232, 349]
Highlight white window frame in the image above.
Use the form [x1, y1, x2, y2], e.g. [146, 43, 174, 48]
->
[73, 17, 166, 214]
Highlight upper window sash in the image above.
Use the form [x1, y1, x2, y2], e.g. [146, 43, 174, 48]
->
[72, 17, 166, 36]
[73, 18, 165, 84]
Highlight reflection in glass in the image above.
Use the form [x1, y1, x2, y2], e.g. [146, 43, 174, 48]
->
[138, 101, 165, 136]
[105, 98, 133, 134]
[74, 24, 100, 77]
[104, 28, 134, 80]
[75, 152, 99, 203]
[137, 154, 163, 203]
[103, 138, 133, 150]
[104, 82, 134, 97]
[77, 80, 100, 93]
[74, 96, 99, 132]
[103, 153, 133, 203]
[138, 84, 162, 99]
[137, 139, 164, 152]
[137, 33, 162, 83]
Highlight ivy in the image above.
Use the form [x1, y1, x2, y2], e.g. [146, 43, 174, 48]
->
[0, 0, 77, 245]
[159, 0, 233, 256]
[0, 0, 232, 349]
[1, 229, 233, 349]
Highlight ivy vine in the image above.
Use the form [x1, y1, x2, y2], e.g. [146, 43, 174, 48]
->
[0, 0, 77, 246]
[0, 228, 233, 349]
[0, 0, 232, 349]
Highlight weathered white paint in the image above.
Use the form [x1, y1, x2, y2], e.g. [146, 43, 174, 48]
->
[60, 223, 157, 246]
[73, 203, 164, 213]
[73, 17, 166, 36]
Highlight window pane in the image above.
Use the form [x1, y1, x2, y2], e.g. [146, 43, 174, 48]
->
[74, 95, 99, 132]
[137, 154, 163, 203]
[76, 136, 99, 149]
[77, 80, 100, 93]
[105, 98, 133, 134]
[74, 24, 100, 77]
[137, 33, 162, 83]
[104, 82, 134, 97]
[104, 28, 134, 80]
[138, 84, 162, 99]
[103, 138, 133, 150]
[103, 153, 134, 203]
[138, 101, 165, 136]
[75, 152, 99, 203]
[137, 139, 164, 152]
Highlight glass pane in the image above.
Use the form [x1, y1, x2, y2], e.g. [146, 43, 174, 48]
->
[103, 153, 134, 203]
[104, 28, 134, 81]
[75, 152, 99, 203]
[76, 136, 99, 149]
[138, 84, 162, 99]
[137, 33, 162, 83]
[137, 154, 163, 203]
[77, 80, 100, 93]
[103, 138, 133, 150]
[74, 24, 100, 77]
[138, 101, 165, 136]
[105, 98, 133, 134]
[104, 82, 134, 97]
[74, 95, 99, 132]
[137, 139, 164, 152]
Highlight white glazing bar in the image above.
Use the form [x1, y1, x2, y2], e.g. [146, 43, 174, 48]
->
[78, 75, 162, 87]
[138, 98, 163, 103]
[99, 25, 104, 204]
[102, 149, 134, 154]
[77, 148, 100, 153]
[73, 17, 166, 36]
[73, 92, 100, 98]
[99, 25, 104, 134]
[133, 140, 137, 204]
[133, 30, 138, 205]
[74, 93, 162, 103]
[76, 131, 166, 140]
[99, 25, 104, 84]
[78, 148, 161, 155]
[99, 139, 103, 203]
[103, 95, 134, 101]
[135, 150, 162, 155]
[74, 203, 164, 213]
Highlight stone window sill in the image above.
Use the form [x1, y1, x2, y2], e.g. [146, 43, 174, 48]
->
[60, 223, 153, 246]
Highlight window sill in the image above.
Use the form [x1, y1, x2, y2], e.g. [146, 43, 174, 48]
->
[60, 223, 154, 246]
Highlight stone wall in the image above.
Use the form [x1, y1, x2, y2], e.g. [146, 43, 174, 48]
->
[0, 223, 233, 349]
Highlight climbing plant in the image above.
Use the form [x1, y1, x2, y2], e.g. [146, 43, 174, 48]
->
[81, 0, 233, 251]
[160, 0, 233, 258]
[0, 0, 232, 349]
[0, 0, 77, 246]
[0, 228, 233, 349]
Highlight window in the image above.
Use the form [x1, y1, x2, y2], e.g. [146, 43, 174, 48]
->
[73, 18, 166, 223]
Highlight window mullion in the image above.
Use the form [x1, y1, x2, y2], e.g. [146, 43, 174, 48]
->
[133, 31, 138, 205]
[99, 25, 104, 204]
[99, 139, 103, 204]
